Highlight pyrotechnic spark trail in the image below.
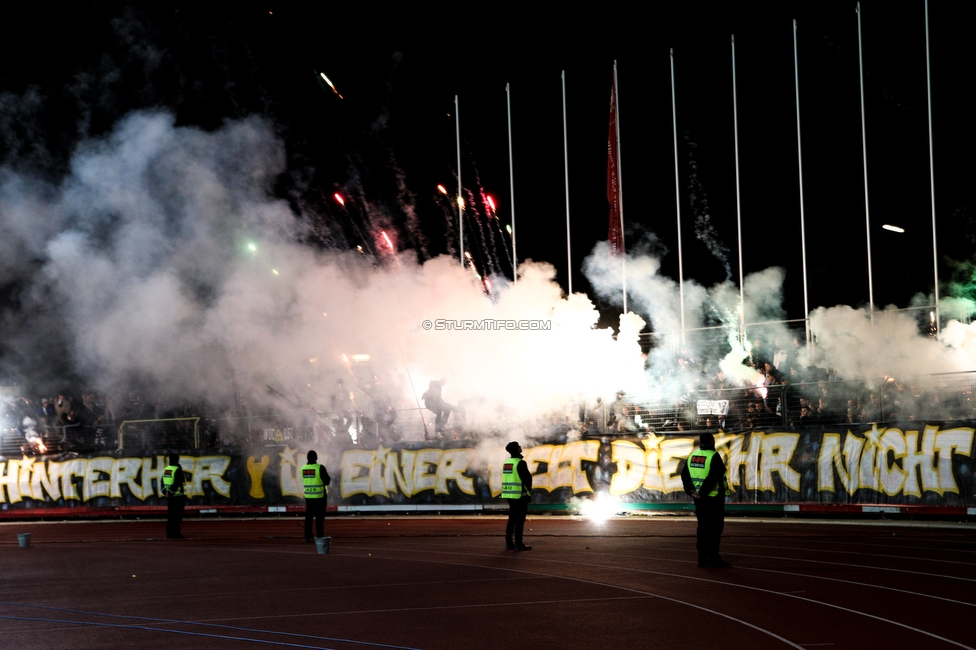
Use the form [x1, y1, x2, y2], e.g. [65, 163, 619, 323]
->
[319, 72, 344, 99]
[484, 193, 514, 275]
[435, 185, 459, 258]
[332, 191, 375, 256]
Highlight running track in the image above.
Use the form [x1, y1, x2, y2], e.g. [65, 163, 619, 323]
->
[1, 516, 974, 649]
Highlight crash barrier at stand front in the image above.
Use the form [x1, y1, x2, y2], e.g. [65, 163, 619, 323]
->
[1, 422, 974, 518]
[118, 417, 200, 450]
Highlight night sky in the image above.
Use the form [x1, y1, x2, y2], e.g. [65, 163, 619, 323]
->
[3, 0, 974, 331]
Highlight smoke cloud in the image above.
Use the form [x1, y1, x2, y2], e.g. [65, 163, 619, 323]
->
[4, 109, 976, 440]
[0, 111, 647, 437]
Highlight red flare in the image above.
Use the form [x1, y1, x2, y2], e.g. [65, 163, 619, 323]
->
[334, 193, 345, 206]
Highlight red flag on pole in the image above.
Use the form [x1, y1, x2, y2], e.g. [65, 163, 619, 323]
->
[607, 77, 623, 256]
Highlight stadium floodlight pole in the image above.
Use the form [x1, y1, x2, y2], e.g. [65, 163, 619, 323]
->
[456, 95, 463, 268]
[794, 19, 811, 344]
[857, 2, 875, 324]
[562, 70, 572, 295]
[670, 48, 686, 342]
[925, 0, 940, 334]
[614, 61, 627, 314]
[506, 83, 517, 286]
[732, 35, 746, 343]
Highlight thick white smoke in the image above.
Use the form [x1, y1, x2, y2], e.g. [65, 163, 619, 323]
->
[582, 233, 976, 397]
[0, 111, 648, 436]
[4, 110, 976, 439]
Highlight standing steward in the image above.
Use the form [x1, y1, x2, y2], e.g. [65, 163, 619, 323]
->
[681, 432, 731, 568]
[302, 450, 331, 542]
[162, 453, 187, 539]
[501, 441, 533, 550]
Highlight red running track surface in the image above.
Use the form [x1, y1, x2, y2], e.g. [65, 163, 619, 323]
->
[1, 515, 974, 649]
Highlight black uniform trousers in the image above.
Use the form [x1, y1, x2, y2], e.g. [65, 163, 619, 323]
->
[693, 494, 725, 563]
[505, 496, 530, 545]
[305, 497, 327, 540]
[166, 495, 186, 538]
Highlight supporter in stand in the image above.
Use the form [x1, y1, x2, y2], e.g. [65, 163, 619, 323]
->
[421, 378, 452, 437]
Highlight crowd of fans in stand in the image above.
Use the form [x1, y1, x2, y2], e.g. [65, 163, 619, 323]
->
[0, 391, 215, 455]
[4, 330, 976, 457]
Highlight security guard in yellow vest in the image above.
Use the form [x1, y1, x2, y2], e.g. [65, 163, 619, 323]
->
[302, 450, 331, 542]
[161, 453, 187, 539]
[502, 441, 533, 550]
[680, 433, 732, 568]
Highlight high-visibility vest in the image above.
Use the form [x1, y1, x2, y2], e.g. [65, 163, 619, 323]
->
[162, 465, 185, 496]
[501, 457, 525, 499]
[687, 449, 721, 497]
[302, 463, 327, 499]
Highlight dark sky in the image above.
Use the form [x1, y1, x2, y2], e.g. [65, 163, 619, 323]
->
[3, 1, 974, 330]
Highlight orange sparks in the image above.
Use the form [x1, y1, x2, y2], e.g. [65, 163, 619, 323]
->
[437, 184, 448, 195]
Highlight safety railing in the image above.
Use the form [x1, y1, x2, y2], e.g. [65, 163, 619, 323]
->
[118, 417, 200, 450]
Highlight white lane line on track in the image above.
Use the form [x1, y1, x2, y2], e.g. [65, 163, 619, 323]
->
[0, 602, 420, 650]
[750, 537, 976, 556]
[646, 544, 976, 583]
[722, 541, 976, 566]
[459, 540, 976, 609]
[203, 595, 654, 621]
[0, 613, 399, 650]
[354, 538, 976, 607]
[733, 565, 976, 608]
[347, 545, 974, 650]
[180, 546, 805, 649]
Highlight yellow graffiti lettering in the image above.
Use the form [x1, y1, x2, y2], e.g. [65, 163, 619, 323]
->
[436, 449, 474, 495]
[111, 458, 146, 500]
[340, 449, 374, 497]
[0, 459, 23, 504]
[18, 457, 35, 500]
[548, 441, 598, 493]
[31, 459, 62, 501]
[143, 456, 168, 498]
[189, 456, 232, 499]
[818, 432, 864, 494]
[61, 458, 86, 501]
[278, 447, 302, 497]
[488, 443, 598, 496]
[341, 447, 476, 498]
[176, 457, 197, 497]
[368, 448, 390, 497]
[816, 426, 973, 498]
[523, 445, 555, 491]
[609, 440, 646, 495]
[389, 450, 415, 496]
[935, 427, 975, 495]
[660, 438, 693, 493]
[609, 438, 694, 496]
[726, 432, 762, 490]
[83, 457, 114, 501]
[760, 433, 800, 492]
[878, 429, 907, 497]
[412, 450, 441, 494]
[247, 456, 270, 499]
